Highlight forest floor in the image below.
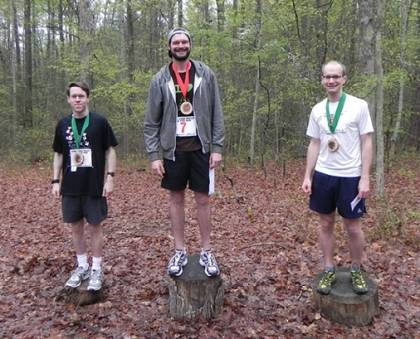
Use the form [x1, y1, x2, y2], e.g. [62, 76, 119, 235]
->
[0, 158, 419, 338]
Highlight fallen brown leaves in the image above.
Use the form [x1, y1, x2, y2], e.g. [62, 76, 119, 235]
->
[0, 159, 418, 338]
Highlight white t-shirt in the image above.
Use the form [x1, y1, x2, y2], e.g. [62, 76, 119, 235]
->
[306, 94, 374, 177]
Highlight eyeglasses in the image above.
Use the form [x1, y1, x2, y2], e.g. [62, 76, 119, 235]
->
[322, 75, 343, 80]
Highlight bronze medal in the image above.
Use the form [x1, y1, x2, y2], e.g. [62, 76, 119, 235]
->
[180, 101, 193, 115]
[327, 137, 339, 152]
[73, 151, 84, 165]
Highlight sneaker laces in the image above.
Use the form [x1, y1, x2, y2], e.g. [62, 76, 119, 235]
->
[170, 250, 184, 266]
[319, 271, 334, 287]
[351, 271, 366, 287]
[203, 251, 216, 267]
[90, 269, 101, 280]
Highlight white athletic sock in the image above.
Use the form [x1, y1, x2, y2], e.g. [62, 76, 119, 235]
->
[91, 256, 102, 271]
[77, 254, 89, 270]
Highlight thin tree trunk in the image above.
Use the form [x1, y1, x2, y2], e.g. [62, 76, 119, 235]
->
[177, 0, 183, 27]
[249, 0, 262, 165]
[216, 0, 225, 33]
[79, 0, 94, 82]
[390, 0, 412, 158]
[375, 0, 385, 197]
[23, 0, 33, 128]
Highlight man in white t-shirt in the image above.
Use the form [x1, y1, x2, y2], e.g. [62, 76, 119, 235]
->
[302, 61, 374, 295]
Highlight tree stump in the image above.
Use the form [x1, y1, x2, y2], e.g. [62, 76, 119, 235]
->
[168, 254, 224, 321]
[55, 280, 105, 306]
[312, 267, 379, 326]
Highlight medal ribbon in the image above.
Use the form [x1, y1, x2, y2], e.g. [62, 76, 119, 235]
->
[172, 61, 191, 100]
[326, 93, 346, 133]
[71, 113, 90, 148]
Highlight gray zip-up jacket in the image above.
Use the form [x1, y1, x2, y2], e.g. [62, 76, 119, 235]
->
[144, 59, 224, 161]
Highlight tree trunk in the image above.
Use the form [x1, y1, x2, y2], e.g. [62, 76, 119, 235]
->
[357, 0, 376, 161]
[374, 0, 385, 197]
[177, 0, 183, 27]
[79, 0, 95, 82]
[249, 0, 262, 165]
[216, 0, 225, 33]
[9, 0, 17, 142]
[23, 0, 32, 128]
[126, 0, 135, 85]
[390, 0, 412, 158]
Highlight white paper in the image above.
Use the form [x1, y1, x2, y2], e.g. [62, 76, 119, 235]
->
[209, 168, 215, 195]
[350, 196, 361, 211]
[176, 116, 197, 137]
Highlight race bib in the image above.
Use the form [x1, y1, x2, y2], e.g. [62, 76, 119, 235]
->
[70, 148, 93, 172]
[176, 116, 197, 137]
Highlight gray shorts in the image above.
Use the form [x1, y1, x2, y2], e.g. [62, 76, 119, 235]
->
[62, 196, 108, 225]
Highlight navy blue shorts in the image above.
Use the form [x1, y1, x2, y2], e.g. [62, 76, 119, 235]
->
[162, 150, 210, 193]
[309, 171, 366, 219]
[62, 196, 108, 225]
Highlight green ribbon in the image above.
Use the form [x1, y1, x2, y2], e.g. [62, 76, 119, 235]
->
[326, 93, 346, 133]
[71, 113, 90, 148]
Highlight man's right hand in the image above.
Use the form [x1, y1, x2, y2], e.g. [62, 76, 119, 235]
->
[301, 178, 312, 195]
[151, 160, 165, 178]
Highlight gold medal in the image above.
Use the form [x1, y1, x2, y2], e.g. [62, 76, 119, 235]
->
[327, 137, 339, 152]
[180, 101, 193, 115]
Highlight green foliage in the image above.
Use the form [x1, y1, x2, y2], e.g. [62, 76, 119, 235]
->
[0, 0, 418, 163]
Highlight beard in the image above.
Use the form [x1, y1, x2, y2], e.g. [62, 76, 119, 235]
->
[170, 48, 191, 61]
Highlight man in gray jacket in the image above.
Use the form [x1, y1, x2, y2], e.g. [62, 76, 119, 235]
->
[144, 28, 224, 277]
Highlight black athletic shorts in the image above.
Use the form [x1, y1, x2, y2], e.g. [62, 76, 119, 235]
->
[62, 195, 108, 225]
[162, 150, 210, 193]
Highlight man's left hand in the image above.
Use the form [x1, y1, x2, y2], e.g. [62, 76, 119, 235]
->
[103, 176, 114, 197]
[358, 176, 370, 198]
[210, 153, 223, 169]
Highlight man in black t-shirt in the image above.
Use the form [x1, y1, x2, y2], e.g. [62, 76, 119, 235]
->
[144, 28, 225, 277]
[52, 81, 117, 291]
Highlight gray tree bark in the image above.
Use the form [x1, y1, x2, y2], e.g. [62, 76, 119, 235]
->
[374, 0, 385, 197]
[23, 0, 32, 128]
[390, 0, 412, 158]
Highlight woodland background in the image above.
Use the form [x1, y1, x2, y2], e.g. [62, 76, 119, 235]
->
[0, 0, 419, 337]
[0, 0, 419, 184]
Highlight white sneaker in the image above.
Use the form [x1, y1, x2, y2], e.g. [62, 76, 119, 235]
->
[167, 249, 188, 277]
[199, 250, 220, 277]
[87, 269, 103, 291]
[65, 266, 90, 288]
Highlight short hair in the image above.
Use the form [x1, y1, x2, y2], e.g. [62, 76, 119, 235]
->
[67, 81, 90, 97]
[322, 61, 347, 76]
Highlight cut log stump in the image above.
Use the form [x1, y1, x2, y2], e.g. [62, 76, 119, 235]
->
[55, 280, 105, 306]
[312, 267, 379, 327]
[168, 254, 224, 321]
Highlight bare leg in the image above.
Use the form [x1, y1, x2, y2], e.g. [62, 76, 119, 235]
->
[88, 223, 103, 258]
[318, 212, 336, 268]
[169, 190, 186, 250]
[194, 191, 211, 250]
[71, 220, 87, 255]
[343, 217, 365, 267]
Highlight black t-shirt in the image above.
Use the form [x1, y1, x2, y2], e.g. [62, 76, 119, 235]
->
[53, 112, 118, 196]
[169, 62, 201, 151]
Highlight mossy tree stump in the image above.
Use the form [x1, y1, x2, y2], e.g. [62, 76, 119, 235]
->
[56, 280, 105, 306]
[312, 267, 379, 326]
[168, 254, 224, 321]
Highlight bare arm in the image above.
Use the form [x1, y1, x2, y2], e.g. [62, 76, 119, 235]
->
[358, 133, 373, 198]
[301, 138, 320, 194]
[103, 147, 117, 197]
[52, 152, 63, 197]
